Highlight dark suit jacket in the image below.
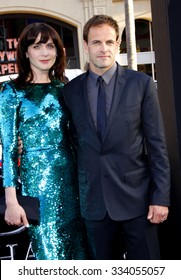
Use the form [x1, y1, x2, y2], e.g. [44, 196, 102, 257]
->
[63, 64, 170, 221]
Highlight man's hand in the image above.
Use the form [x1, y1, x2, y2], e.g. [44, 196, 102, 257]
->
[147, 205, 169, 224]
[18, 136, 23, 155]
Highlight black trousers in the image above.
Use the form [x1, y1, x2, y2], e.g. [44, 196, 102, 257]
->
[84, 213, 161, 260]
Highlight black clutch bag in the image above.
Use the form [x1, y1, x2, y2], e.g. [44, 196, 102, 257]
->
[0, 194, 40, 236]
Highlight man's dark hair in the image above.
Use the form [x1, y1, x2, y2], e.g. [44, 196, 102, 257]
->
[83, 14, 119, 43]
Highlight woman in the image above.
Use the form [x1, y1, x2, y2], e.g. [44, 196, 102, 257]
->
[0, 22, 87, 260]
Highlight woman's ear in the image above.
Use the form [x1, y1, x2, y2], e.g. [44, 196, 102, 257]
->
[26, 52, 29, 58]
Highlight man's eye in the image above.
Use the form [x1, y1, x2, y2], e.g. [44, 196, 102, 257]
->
[107, 41, 114, 45]
[92, 41, 100, 45]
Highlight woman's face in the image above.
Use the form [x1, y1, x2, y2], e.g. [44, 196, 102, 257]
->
[26, 33, 57, 76]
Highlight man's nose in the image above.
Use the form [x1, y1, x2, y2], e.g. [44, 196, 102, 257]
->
[100, 43, 108, 52]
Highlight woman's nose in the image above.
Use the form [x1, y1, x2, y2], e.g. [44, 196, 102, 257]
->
[42, 46, 49, 56]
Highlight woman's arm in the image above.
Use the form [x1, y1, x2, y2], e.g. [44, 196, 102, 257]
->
[0, 82, 29, 226]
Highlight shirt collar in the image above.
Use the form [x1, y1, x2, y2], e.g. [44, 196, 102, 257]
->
[88, 63, 117, 85]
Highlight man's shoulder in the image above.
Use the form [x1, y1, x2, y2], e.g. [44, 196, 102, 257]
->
[122, 65, 151, 80]
[65, 72, 86, 88]
[116, 64, 156, 93]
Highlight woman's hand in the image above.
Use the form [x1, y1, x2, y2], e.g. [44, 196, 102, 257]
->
[5, 187, 29, 227]
[5, 202, 29, 227]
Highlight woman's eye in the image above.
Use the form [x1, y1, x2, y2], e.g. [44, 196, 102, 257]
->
[33, 44, 40, 49]
[47, 44, 55, 49]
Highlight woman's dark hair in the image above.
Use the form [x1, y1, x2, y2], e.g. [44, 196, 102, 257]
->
[15, 22, 66, 85]
[83, 14, 119, 43]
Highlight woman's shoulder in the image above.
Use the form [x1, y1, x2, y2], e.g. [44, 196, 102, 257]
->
[0, 81, 19, 108]
[0, 80, 17, 94]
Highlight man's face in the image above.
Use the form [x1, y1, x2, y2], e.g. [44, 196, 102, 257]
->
[84, 24, 119, 75]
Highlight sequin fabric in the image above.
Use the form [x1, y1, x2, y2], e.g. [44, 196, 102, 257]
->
[0, 80, 87, 260]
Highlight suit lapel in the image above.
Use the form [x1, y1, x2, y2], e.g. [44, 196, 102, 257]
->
[81, 66, 127, 148]
[82, 74, 97, 131]
[81, 74, 102, 149]
[102, 66, 126, 144]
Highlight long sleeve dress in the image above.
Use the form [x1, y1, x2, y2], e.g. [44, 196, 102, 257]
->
[0, 80, 87, 260]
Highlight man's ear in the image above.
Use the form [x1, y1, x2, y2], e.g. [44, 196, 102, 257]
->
[83, 40, 88, 54]
[116, 39, 120, 53]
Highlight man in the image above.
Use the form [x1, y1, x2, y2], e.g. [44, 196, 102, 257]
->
[63, 14, 170, 260]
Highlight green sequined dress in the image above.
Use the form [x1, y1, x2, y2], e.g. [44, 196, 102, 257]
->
[0, 80, 87, 260]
